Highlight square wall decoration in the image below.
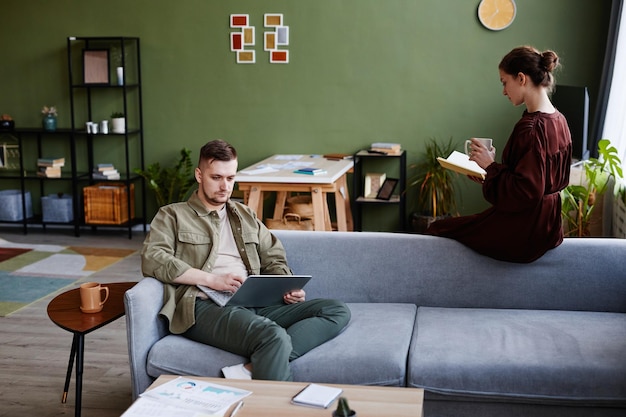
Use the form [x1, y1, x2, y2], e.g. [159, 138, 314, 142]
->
[230, 14, 256, 63]
[229, 13, 289, 64]
[264, 13, 289, 64]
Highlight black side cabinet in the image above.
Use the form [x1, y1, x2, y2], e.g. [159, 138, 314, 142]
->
[352, 150, 406, 231]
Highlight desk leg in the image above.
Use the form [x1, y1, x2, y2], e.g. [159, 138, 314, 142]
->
[62, 334, 78, 403]
[75, 333, 85, 417]
[273, 191, 288, 220]
[311, 187, 328, 231]
[247, 187, 263, 220]
[335, 174, 353, 231]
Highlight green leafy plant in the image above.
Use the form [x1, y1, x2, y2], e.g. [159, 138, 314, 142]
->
[332, 397, 355, 417]
[111, 111, 125, 119]
[408, 137, 459, 218]
[134, 147, 196, 207]
[561, 139, 623, 237]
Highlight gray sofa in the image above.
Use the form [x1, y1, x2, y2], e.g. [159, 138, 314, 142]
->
[125, 231, 626, 416]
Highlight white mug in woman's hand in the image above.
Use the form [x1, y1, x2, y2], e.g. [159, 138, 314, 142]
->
[465, 138, 493, 155]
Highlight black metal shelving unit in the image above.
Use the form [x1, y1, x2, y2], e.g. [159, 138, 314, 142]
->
[67, 36, 146, 238]
[0, 37, 146, 238]
[352, 150, 407, 231]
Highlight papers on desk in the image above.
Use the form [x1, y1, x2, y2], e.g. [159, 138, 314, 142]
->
[122, 377, 251, 417]
[238, 165, 279, 175]
[238, 157, 320, 176]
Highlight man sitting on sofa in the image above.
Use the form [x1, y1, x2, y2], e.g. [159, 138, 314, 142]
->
[140, 139, 351, 381]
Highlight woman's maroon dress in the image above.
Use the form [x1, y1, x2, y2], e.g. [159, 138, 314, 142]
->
[426, 110, 572, 263]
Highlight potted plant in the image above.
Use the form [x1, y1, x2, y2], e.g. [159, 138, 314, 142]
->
[332, 397, 356, 417]
[110, 44, 128, 86]
[561, 138, 623, 237]
[111, 111, 125, 134]
[134, 147, 196, 207]
[408, 137, 459, 233]
[0, 114, 14, 130]
[41, 105, 58, 132]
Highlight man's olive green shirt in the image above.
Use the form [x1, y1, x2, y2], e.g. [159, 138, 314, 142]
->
[141, 192, 291, 334]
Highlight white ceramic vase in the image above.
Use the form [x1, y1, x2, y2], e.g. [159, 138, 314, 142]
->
[111, 117, 126, 134]
[116, 67, 124, 86]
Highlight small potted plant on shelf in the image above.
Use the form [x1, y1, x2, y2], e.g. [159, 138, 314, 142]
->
[41, 106, 58, 132]
[110, 111, 125, 134]
[408, 137, 459, 233]
[561, 138, 623, 237]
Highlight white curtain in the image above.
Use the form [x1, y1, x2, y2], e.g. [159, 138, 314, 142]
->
[601, 5, 626, 171]
[599, 3, 625, 236]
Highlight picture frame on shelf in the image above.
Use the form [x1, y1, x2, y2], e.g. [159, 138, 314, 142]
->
[0, 137, 20, 170]
[364, 172, 386, 198]
[376, 178, 399, 200]
[83, 49, 110, 84]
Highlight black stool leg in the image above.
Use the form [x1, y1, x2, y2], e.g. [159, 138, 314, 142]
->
[62, 333, 78, 403]
[75, 334, 85, 417]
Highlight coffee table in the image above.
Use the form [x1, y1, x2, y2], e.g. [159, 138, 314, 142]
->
[47, 281, 136, 417]
[139, 375, 423, 417]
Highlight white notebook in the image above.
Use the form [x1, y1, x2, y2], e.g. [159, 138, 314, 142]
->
[291, 383, 343, 408]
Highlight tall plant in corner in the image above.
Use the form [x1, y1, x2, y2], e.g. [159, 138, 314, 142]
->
[561, 139, 623, 237]
[408, 137, 459, 233]
[134, 147, 196, 207]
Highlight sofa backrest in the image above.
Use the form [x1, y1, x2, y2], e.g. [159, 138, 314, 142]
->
[272, 231, 626, 313]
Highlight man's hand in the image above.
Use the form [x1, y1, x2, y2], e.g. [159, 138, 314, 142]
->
[284, 289, 306, 304]
[174, 268, 245, 292]
[209, 273, 246, 292]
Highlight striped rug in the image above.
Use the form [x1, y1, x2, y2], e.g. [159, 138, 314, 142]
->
[0, 238, 136, 316]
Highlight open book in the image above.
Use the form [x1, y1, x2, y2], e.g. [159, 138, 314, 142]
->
[437, 151, 486, 180]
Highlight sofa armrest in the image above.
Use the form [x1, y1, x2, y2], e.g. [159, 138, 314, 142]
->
[124, 277, 169, 399]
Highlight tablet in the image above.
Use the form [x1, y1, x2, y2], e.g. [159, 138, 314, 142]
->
[197, 275, 312, 307]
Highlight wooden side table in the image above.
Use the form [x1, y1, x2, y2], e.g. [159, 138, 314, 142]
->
[47, 281, 136, 417]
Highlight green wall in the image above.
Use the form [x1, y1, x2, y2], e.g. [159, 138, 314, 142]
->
[0, 0, 611, 229]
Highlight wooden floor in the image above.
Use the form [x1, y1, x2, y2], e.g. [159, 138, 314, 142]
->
[0, 227, 146, 417]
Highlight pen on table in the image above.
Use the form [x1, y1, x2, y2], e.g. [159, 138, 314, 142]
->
[228, 400, 244, 417]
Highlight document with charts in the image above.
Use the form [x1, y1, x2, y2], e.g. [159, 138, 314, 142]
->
[132, 377, 251, 415]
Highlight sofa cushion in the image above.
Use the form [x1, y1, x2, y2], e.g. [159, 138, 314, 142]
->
[408, 307, 626, 406]
[147, 303, 416, 386]
[292, 303, 416, 386]
[147, 334, 246, 379]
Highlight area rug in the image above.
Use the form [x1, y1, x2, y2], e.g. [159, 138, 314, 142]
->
[0, 238, 136, 317]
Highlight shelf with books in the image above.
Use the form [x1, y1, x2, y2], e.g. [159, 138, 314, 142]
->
[0, 37, 146, 238]
[67, 36, 146, 238]
[0, 128, 81, 234]
[352, 149, 406, 231]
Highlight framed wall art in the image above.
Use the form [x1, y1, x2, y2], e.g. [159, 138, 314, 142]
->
[83, 49, 110, 84]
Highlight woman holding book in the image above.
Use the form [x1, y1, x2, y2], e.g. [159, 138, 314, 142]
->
[426, 46, 572, 263]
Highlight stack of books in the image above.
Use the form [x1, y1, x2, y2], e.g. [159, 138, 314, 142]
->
[37, 157, 65, 178]
[370, 142, 402, 155]
[293, 167, 327, 175]
[93, 163, 120, 180]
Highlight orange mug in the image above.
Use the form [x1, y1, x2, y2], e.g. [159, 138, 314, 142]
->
[79, 282, 109, 313]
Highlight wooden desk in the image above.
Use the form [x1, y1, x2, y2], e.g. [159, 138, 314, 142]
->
[47, 282, 136, 417]
[236, 155, 353, 231]
[140, 375, 424, 417]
